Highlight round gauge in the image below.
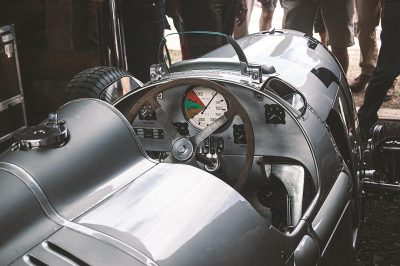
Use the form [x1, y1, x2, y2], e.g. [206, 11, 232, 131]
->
[183, 86, 228, 130]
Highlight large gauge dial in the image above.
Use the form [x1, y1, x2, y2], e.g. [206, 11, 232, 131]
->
[183, 86, 228, 130]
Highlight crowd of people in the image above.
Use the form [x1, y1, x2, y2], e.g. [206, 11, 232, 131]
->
[122, 0, 399, 138]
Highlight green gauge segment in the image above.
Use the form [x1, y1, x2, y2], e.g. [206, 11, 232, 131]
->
[184, 89, 205, 119]
[183, 86, 228, 130]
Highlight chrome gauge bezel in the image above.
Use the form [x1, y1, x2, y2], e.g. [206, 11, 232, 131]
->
[182, 86, 230, 131]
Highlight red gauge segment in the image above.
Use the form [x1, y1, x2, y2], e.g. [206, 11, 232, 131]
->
[184, 89, 206, 119]
[183, 86, 228, 130]
[185, 89, 205, 107]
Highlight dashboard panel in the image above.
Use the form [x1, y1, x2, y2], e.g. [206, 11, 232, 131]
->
[116, 80, 315, 186]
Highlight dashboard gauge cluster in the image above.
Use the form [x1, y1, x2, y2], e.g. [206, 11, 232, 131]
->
[173, 122, 189, 136]
[233, 124, 247, 144]
[264, 104, 286, 125]
[183, 86, 229, 130]
[139, 105, 157, 121]
[134, 128, 164, 139]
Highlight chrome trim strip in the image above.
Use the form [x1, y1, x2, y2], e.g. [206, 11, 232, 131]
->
[0, 162, 159, 266]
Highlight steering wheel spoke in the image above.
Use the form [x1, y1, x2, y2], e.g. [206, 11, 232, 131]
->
[192, 109, 236, 147]
[127, 78, 254, 191]
[153, 106, 181, 142]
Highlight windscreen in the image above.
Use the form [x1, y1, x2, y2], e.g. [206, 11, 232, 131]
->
[160, 31, 242, 67]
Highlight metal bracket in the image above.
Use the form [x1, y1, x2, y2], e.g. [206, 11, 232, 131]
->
[150, 64, 169, 81]
[246, 64, 262, 84]
[12, 113, 68, 151]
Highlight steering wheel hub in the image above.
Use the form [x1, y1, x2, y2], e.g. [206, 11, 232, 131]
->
[172, 138, 194, 161]
[127, 78, 255, 191]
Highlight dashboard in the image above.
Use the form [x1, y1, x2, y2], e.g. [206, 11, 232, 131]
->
[115, 78, 315, 187]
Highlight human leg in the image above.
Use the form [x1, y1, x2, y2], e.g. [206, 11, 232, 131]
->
[356, 0, 380, 76]
[281, 0, 317, 36]
[180, 0, 239, 57]
[234, 0, 254, 38]
[331, 47, 350, 74]
[121, 0, 165, 82]
[358, 0, 400, 130]
[259, 7, 274, 31]
[349, 0, 381, 91]
[320, 0, 354, 74]
[319, 31, 328, 47]
[259, 0, 277, 31]
[313, 8, 328, 46]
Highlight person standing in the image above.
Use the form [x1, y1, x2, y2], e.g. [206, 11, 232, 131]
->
[234, 0, 254, 39]
[258, 0, 279, 31]
[166, 0, 247, 58]
[348, 0, 381, 92]
[280, 0, 354, 74]
[358, 0, 400, 137]
[313, 9, 328, 47]
[120, 0, 165, 82]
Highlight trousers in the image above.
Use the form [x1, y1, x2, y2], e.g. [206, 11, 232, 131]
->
[355, 0, 381, 76]
[121, 0, 165, 82]
[358, 0, 400, 129]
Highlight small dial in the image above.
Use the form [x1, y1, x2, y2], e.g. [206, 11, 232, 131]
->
[264, 104, 286, 124]
[183, 86, 228, 130]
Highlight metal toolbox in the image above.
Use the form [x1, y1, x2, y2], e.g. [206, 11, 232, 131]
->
[0, 24, 27, 145]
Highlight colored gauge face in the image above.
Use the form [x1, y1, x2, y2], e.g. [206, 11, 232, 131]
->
[183, 86, 228, 130]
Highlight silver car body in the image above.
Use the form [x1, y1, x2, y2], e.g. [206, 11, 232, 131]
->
[0, 30, 360, 265]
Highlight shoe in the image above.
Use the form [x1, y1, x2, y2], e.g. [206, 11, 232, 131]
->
[349, 74, 371, 92]
[383, 94, 392, 102]
[383, 78, 397, 101]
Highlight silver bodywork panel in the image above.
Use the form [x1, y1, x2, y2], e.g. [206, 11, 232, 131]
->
[0, 31, 359, 265]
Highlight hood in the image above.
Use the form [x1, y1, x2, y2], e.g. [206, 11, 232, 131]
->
[77, 163, 271, 266]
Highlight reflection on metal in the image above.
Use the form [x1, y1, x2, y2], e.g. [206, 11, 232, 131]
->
[77, 164, 269, 265]
[0, 162, 158, 266]
[150, 64, 168, 81]
[294, 235, 320, 266]
[246, 64, 262, 84]
[271, 164, 305, 226]
[265, 77, 307, 116]
[312, 172, 351, 254]
[100, 76, 143, 102]
[172, 138, 194, 161]
[12, 113, 68, 150]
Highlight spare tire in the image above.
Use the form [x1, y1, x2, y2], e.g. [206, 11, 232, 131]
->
[64, 66, 139, 103]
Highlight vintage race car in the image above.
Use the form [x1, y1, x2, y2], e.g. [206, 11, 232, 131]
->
[1, 30, 390, 265]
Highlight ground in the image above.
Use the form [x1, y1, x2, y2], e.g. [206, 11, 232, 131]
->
[358, 193, 400, 265]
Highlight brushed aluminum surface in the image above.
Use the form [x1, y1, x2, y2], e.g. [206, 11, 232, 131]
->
[77, 163, 270, 266]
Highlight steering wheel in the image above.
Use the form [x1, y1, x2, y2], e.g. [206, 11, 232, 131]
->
[127, 78, 254, 191]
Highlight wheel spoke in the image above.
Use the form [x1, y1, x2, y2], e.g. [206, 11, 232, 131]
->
[192, 109, 236, 146]
[147, 97, 181, 142]
[127, 78, 254, 192]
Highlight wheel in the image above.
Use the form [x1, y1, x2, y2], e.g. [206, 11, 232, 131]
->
[127, 78, 255, 191]
[64, 66, 137, 104]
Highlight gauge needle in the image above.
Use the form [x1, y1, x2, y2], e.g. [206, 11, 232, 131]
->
[201, 92, 218, 114]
